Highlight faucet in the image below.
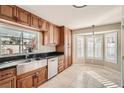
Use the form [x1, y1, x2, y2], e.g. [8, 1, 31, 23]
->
[25, 53, 29, 60]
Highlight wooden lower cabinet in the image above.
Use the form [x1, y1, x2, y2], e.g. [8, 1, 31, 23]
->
[35, 67, 47, 86]
[58, 56, 65, 73]
[17, 66, 47, 88]
[0, 67, 16, 88]
[17, 74, 34, 88]
[0, 76, 16, 88]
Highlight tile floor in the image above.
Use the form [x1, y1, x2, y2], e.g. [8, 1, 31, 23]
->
[39, 64, 121, 88]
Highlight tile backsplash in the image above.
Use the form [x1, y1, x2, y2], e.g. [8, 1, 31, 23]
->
[38, 45, 56, 53]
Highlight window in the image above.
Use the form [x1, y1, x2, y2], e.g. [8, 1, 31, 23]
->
[94, 35, 103, 59]
[0, 27, 22, 55]
[86, 35, 103, 59]
[76, 35, 84, 58]
[105, 32, 117, 63]
[86, 36, 94, 58]
[23, 32, 38, 53]
[0, 26, 38, 56]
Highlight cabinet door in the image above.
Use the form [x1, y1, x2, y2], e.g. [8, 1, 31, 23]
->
[68, 30, 72, 66]
[43, 31, 49, 45]
[64, 46, 69, 68]
[58, 56, 65, 73]
[68, 29, 72, 47]
[64, 27, 72, 68]
[17, 74, 34, 88]
[36, 67, 47, 86]
[0, 5, 16, 21]
[16, 7, 30, 26]
[48, 23, 54, 44]
[68, 47, 72, 66]
[42, 20, 49, 31]
[0, 76, 16, 88]
[64, 28, 69, 68]
[53, 26, 60, 46]
[39, 18, 43, 30]
[31, 14, 39, 28]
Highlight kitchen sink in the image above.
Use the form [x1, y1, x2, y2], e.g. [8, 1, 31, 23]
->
[17, 59, 47, 75]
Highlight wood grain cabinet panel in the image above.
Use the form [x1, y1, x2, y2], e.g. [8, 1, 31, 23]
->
[43, 23, 54, 45]
[56, 26, 72, 68]
[0, 76, 16, 88]
[0, 68, 16, 80]
[31, 14, 39, 28]
[43, 24, 60, 45]
[16, 7, 31, 26]
[42, 20, 49, 31]
[35, 67, 47, 86]
[43, 31, 49, 45]
[0, 67, 16, 88]
[0, 5, 16, 21]
[39, 19, 49, 31]
[53, 26, 60, 46]
[58, 55, 65, 73]
[17, 74, 34, 88]
[49, 23, 54, 44]
[17, 66, 47, 88]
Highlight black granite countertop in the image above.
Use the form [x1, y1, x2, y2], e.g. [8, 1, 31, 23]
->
[0, 52, 64, 69]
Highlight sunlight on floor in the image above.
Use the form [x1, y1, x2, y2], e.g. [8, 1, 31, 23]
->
[87, 71, 120, 88]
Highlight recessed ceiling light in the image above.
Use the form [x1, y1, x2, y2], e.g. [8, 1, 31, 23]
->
[72, 5, 87, 8]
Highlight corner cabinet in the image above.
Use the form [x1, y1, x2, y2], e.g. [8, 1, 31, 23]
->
[0, 5, 17, 21]
[17, 66, 47, 88]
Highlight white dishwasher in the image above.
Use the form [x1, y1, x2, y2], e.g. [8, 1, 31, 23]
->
[48, 57, 58, 79]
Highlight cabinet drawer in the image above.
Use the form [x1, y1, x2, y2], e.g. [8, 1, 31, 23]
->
[58, 65, 64, 73]
[0, 68, 16, 80]
[58, 60, 64, 65]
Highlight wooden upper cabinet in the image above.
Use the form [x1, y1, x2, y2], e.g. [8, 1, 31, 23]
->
[38, 18, 43, 30]
[16, 7, 31, 26]
[31, 14, 39, 28]
[54, 26, 60, 46]
[43, 31, 49, 45]
[39, 19, 48, 31]
[48, 23, 54, 44]
[43, 24, 60, 46]
[42, 20, 49, 31]
[0, 5, 17, 21]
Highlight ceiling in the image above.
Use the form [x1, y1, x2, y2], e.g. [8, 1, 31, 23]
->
[18, 5, 121, 30]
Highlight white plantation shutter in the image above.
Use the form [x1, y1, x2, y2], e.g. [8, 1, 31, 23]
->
[105, 32, 117, 63]
[94, 35, 103, 59]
